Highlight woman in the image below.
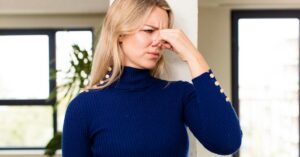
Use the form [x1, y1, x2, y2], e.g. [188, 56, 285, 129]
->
[62, 0, 243, 156]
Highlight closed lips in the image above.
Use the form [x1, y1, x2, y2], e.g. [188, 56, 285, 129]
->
[148, 52, 159, 55]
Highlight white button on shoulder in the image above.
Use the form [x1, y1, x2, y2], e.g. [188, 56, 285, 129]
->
[220, 88, 224, 93]
[209, 73, 215, 78]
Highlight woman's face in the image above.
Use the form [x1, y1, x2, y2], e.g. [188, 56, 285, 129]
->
[119, 6, 169, 69]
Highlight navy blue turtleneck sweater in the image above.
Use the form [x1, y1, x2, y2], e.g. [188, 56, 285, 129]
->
[62, 66, 243, 157]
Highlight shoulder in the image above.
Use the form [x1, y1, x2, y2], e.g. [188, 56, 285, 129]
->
[65, 91, 93, 115]
[69, 91, 91, 104]
[63, 92, 92, 129]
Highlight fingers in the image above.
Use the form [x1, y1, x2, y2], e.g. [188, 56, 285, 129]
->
[152, 29, 174, 51]
[155, 40, 173, 51]
[162, 42, 173, 50]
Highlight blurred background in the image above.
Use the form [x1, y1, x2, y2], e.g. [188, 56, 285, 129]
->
[0, 0, 300, 157]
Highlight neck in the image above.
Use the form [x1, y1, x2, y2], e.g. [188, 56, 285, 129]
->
[110, 65, 157, 90]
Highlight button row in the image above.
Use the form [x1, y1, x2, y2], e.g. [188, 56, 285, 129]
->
[208, 69, 230, 103]
[99, 66, 113, 85]
[84, 66, 113, 92]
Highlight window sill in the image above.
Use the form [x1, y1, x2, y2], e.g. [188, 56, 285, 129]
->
[0, 150, 61, 157]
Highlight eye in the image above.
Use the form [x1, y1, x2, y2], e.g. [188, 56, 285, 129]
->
[143, 29, 154, 33]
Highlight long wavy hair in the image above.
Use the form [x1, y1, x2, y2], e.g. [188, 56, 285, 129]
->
[84, 0, 174, 91]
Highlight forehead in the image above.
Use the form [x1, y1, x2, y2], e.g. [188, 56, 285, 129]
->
[144, 7, 169, 29]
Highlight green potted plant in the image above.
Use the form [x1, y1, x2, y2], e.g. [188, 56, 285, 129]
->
[44, 44, 93, 156]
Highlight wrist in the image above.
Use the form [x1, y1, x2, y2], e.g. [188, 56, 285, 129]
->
[185, 50, 202, 64]
[185, 51, 210, 78]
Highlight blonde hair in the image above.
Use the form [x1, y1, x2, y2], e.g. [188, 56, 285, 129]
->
[84, 0, 174, 91]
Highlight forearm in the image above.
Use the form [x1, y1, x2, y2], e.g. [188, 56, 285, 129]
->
[185, 50, 210, 78]
[182, 67, 243, 155]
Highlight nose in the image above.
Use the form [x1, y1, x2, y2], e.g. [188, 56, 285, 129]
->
[151, 37, 163, 47]
[151, 41, 163, 49]
[151, 30, 164, 49]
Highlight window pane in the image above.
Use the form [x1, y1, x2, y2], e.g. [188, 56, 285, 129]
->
[0, 35, 49, 99]
[239, 19, 299, 157]
[55, 30, 92, 131]
[0, 106, 53, 147]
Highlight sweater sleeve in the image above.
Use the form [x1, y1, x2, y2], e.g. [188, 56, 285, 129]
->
[62, 93, 92, 157]
[182, 69, 243, 155]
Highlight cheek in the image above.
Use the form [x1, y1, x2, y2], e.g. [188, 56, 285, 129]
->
[121, 33, 153, 58]
[133, 33, 152, 48]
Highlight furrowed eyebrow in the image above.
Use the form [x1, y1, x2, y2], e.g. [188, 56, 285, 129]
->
[144, 25, 159, 30]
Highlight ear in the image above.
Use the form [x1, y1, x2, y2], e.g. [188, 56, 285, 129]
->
[118, 35, 125, 43]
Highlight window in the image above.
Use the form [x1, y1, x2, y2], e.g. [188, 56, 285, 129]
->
[0, 29, 93, 149]
[232, 10, 300, 157]
[0, 35, 49, 100]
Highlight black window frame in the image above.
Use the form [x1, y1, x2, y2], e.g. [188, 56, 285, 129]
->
[231, 9, 300, 157]
[0, 28, 94, 150]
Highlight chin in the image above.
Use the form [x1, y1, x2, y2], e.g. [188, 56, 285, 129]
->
[141, 62, 157, 70]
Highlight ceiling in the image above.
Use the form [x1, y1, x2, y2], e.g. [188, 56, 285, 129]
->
[1, 0, 300, 15]
[199, 0, 300, 7]
[0, 0, 109, 15]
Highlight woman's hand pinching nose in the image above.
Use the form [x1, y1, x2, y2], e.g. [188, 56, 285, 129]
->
[152, 38, 172, 50]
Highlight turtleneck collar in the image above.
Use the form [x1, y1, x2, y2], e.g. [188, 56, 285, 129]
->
[110, 66, 157, 91]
